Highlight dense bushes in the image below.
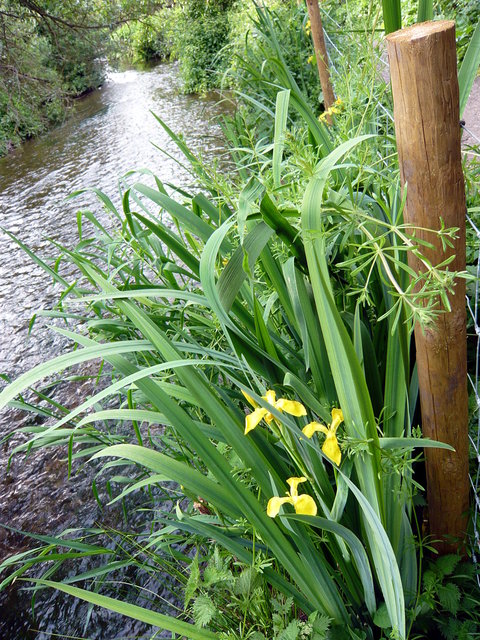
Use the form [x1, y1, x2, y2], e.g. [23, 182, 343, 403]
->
[113, 0, 309, 95]
[0, 27, 66, 155]
[0, 10, 104, 154]
[172, 0, 236, 93]
[439, 0, 480, 62]
[114, 9, 176, 64]
[118, 0, 237, 92]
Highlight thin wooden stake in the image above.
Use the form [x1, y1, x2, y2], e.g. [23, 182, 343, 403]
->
[387, 21, 469, 554]
[305, 0, 335, 121]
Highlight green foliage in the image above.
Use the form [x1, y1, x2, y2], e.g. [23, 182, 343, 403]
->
[382, 0, 402, 33]
[0, 81, 64, 154]
[325, 0, 418, 32]
[169, 0, 237, 93]
[0, 9, 65, 153]
[49, 32, 105, 96]
[193, 595, 217, 628]
[437, 0, 480, 63]
[113, 0, 240, 91]
[227, 0, 318, 103]
[183, 547, 333, 638]
[0, 0, 165, 154]
[114, 9, 175, 63]
[1, 1, 480, 639]
[411, 555, 480, 638]
[328, 0, 480, 66]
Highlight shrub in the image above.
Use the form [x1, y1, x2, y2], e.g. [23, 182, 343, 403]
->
[171, 0, 237, 93]
[114, 10, 176, 64]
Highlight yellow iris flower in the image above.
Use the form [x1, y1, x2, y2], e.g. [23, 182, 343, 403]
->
[302, 408, 343, 466]
[242, 389, 306, 435]
[267, 476, 317, 518]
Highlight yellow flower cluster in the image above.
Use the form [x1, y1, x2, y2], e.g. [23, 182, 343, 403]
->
[242, 389, 306, 434]
[307, 54, 315, 65]
[242, 390, 343, 466]
[242, 390, 344, 518]
[319, 98, 343, 123]
[305, 19, 311, 37]
[267, 476, 317, 518]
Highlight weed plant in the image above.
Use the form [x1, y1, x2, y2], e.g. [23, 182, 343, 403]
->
[1, 2, 480, 640]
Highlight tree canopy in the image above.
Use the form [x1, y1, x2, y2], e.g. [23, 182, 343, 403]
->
[0, 0, 169, 152]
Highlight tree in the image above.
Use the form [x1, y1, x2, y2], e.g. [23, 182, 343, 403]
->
[305, 0, 335, 122]
[0, 0, 167, 153]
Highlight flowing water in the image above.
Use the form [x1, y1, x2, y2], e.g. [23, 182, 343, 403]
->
[0, 62, 232, 639]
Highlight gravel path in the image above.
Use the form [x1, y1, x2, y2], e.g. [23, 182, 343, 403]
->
[462, 75, 480, 148]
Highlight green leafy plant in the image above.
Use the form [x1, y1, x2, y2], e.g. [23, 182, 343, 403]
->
[114, 10, 176, 63]
[169, 0, 237, 93]
[0, 102, 461, 640]
[1, 2, 479, 640]
[409, 555, 480, 638]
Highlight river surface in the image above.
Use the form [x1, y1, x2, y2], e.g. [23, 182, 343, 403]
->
[0, 63, 231, 639]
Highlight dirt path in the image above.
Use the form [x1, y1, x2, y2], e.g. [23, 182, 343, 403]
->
[462, 75, 480, 148]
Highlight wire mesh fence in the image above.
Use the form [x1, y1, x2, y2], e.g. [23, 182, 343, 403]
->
[466, 210, 480, 584]
[463, 122, 480, 581]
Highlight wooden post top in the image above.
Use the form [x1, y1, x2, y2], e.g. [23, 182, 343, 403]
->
[386, 20, 455, 43]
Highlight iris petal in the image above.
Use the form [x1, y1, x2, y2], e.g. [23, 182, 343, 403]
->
[264, 411, 275, 424]
[241, 389, 258, 408]
[302, 422, 328, 439]
[286, 476, 307, 497]
[267, 496, 292, 518]
[330, 408, 344, 432]
[322, 433, 342, 466]
[264, 390, 277, 405]
[245, 407, 268, 434]
[275, 399, 307, 417]
[293, 494, 318, 516]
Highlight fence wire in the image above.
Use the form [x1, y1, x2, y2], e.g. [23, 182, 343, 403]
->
[462, 123, 480, 581]
[467, 213, 480, 584]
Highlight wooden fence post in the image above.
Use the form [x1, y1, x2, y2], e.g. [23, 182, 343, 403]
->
[386, 21, 469, 554]
[305, 0, 335, 120]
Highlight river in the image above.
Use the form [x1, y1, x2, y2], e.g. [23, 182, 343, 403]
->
[0, 62, 231, 639]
